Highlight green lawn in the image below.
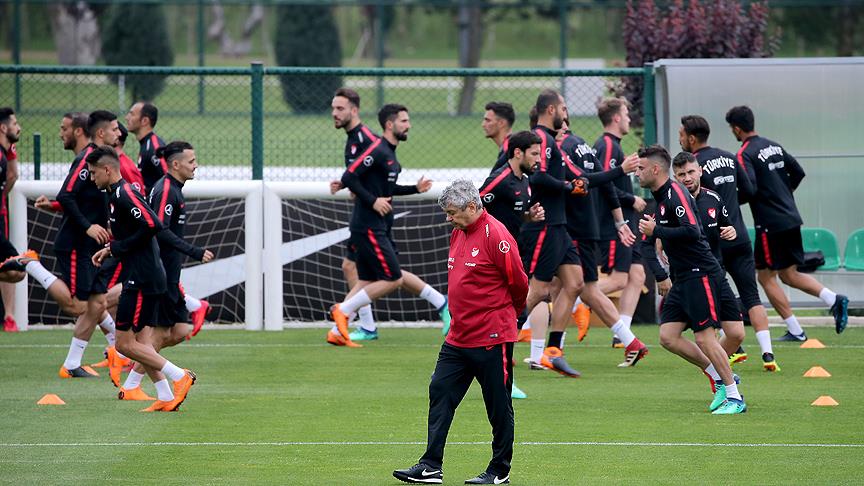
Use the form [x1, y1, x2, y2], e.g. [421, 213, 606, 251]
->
[0, 326, 861, 484]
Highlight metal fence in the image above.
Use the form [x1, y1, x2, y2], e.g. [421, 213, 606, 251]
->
[0, 64, 655, 182]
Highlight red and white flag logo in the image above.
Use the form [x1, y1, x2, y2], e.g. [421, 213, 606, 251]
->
[708, 208, 716, 219]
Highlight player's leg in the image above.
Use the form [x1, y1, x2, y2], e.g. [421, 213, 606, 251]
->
[581, 281, 648, 367]
[778, 266, 848, 334]
[0, 281, 16, 331]
[724, 243, 776, 368]
[597, 239, 628, 294]
[400, 270, 450, 331]
[343, 244, 376, 338]
[59, 292, 105, 378]
[659, 321, 709, 367]
[716, 278, 745, 357]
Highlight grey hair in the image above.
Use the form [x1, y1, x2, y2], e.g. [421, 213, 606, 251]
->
[438, 179, 482, 211]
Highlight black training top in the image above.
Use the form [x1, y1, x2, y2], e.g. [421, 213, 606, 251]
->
[108, 179, 166, 294]
[736, 135, 805, 233]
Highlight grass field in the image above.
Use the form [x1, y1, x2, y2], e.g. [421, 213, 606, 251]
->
[1, 326, 861, 484]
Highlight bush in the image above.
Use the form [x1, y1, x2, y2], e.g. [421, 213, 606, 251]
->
[614, 0, 780, 127]
[101, 3, 174, 101]
[274, 5, 343, 113]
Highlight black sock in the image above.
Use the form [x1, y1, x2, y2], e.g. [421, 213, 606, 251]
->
[547, 331, 564, 349]
[516, 309, 528, 329]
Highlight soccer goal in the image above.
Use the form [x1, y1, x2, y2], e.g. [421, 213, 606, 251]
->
[262, 181, 450, 331]
[9, 180, 263, 331]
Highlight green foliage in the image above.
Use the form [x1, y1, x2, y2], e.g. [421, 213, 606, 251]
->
[101, 2, 174, 101]
[274, 5, 343, 113]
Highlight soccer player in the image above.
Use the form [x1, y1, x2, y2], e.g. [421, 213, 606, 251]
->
[125, 101, 168, 194]
[330, 90, 450, 342]
[726, 106, 848, 338]
[679, 115, 779, 370]
[53, 111, 119, 379]
[636, 145, 746, 414]
[558, 118, 648, 367]
[593, 98, 647, 348]
[482, 101, 515, 173]
[88, 146, 196, 412]
[0, 107, 21, 331]
[518, 89, 587, 377]
[118, 141, 214, 401]
[329, 103, 433, 347]
[393, 180, 528, 485]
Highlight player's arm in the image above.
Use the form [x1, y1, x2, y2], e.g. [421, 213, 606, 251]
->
[614, 187, 636, 207]
[5, 151, 18, 192]
[640, 229, 669, 282]
[784, 151, 806, 191]
[489, 226, 528, 315]
[153, 187, 206, 260]
[652, 193, 701, 241]
[734, 161, 755, 204]
[716, 197, 736, 241]
[738, 149, 758, 190]
[340, 151, 379, 207]
[109, 191, 163, 258]
[56, 162, 99, 231]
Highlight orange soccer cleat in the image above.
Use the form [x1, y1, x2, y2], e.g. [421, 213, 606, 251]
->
[106, 346, 130, 388]
[59, 365, 99, 378]
[539, 346, 581, 378]
[517, 328, 532, 343]
[326, 329, 362, 348]
[118, 386, 156, 401]
[140, 400, 171, 412]
[162, 370, 197, 411]
[329, 304, 352, 341]
[571, 304, 591, 342]
[188, 300, 210, 340]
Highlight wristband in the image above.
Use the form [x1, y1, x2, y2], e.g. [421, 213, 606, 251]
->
[615, 219, 629, 230]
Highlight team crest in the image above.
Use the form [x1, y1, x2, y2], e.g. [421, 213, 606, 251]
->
[350, 145, 357, 155]
[708, 208, 716, 219]
[660, 205, 666, 216]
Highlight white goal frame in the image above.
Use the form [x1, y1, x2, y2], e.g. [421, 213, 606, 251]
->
[10, 180, 263, 331]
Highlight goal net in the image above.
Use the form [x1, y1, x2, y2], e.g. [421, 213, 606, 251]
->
[10, 180, 262, 330]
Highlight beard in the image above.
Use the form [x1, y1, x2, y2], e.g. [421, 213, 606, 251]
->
[62, 137, 75, 150]
[7, 131, 19, 144]
[552, 114, 563, 131]
[394, 130, 408, 141]
[334, 116, 350, 129]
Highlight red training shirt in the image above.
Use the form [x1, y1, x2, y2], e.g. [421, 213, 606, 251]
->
[445, 210, 528, 348]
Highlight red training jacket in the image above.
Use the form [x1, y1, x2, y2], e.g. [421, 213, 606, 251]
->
[118, 149, 146, 197]
[445, 210, 528, 348]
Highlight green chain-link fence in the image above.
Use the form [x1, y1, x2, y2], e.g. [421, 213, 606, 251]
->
[0, 64, 655, 181]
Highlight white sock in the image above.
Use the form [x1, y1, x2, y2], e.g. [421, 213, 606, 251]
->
[819, 288, 837, 307]
[25, 261, 57, 289]
[63, 337, 88, 370]
[784, 315, 804, 336]
[755, 330, 773, 355]
[160, 361, 185, 382]
[329, 324, 340, 335]
[620, 314, 633, 327]
[522, 321, 531, 330]
[185, 294, 202, 312]
[560, 331, 567, 350]
[357, 305, 376, 332]
[123, 370, 145, 390]
[99, 315, 116, 347]
[154, 379, 175, 402]
[530, 339, 545, 363]
[419, 285, 447, 310]
[610, 320, 636, 347]
[704, 363, 721, 381]
[571, 297, 583, 313]
[725, 382, 741, 401]
[341, 289, 372, 315]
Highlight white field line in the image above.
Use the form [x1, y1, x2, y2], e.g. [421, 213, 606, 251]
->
[0, 440, 861, 448]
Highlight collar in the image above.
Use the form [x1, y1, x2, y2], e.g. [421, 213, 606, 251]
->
[603, 132, 621, 143]
[536, 125, 557, 137]
[463, 210, 489, 234]
[166, 172, 185, 188]
[109, 179, 126, 192]
[652, 178, 673, 201]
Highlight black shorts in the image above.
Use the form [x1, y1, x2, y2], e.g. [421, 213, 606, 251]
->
[722, 242, 761, 310]
[600, 236, 642, 274]
[116, 287, 160, 333]
[573, 239, 599, 283]
[55, 248, 107, 300]
[95, 257, 127, 291]
[351, 229, 402, 282]
[344, 243, 358, 263]
[0, 238, 18, 261]
[754, 227, 804, 271]
[660, 273, 740, 332]
[517, 225, 579, 282]
[156, 285, 188, 327]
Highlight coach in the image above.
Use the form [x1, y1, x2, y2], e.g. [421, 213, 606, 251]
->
[394, 180, 528, 485]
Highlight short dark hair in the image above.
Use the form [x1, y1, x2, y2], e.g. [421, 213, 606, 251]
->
[528, 106, 538, 129]
[85, 145, 120, 168]
[638, 144, 671, 169]
[680, 115, 710, 143]
[507, 130, 542, 159]
[87, 110, 117, 136]
[378, 103, 408, 130]
[672, 151, 697, 169]
[725, 105, 754, 132]
[0, 107, 14, 124]
[484, 101, 515, 128]
[64, 112, 89, 135]
[535, 89, 561, 115]
[139, 102, 158, 128]
[156, 140, 194, 165]
[117, 122, 128, 145]
[334, 88, 360, 109]
[597, 98, 629, 126]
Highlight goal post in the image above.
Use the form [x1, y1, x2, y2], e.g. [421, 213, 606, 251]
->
[9, 180, 263, 331]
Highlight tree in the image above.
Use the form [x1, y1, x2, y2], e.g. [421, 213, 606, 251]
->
[275, 5, 342, 113]
[48, 2, 102, 65]
[101, 2, 174, 101]
[615, 0, 780, 127]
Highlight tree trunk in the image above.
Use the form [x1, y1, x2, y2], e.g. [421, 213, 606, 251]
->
[836, 5, 861, 57]
[48, 2, 101, 65]
[457, 5, 483, 115]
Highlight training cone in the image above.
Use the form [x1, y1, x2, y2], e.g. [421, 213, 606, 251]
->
[811, 395, 839, 406]
[37, 394, 66, 405]
[803, 366, 831, 378]
[800, 339, 826, 349]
